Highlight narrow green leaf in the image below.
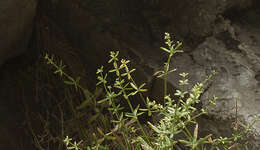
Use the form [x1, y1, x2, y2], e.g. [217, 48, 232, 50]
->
[148, 122, 161, 133]
[160, 47, 170, 53]
[98, 98, 109, 104]
[64, 80, 74, 85]
[130, 82, 138, 90]
[97, 127, 105, 136]
[76, 98, 92, 110]
[105, 135, 116, 140]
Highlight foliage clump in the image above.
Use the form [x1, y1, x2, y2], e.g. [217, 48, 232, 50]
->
[43, 33, 260, 150]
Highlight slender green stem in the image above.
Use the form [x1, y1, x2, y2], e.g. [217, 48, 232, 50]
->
[164, 75, 167, 106]
[113, 71, 150, 146]
[45, 55, 93, 97]
[121, 84, 150, 145]
[163, 54, 173, 106]
[101, 73, 132, 150]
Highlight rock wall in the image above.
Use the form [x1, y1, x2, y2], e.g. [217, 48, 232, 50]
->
[1, 0, 260, 149]
[0, 0, 37, 66]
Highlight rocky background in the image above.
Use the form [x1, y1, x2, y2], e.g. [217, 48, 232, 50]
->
[0, 0, 260, 149]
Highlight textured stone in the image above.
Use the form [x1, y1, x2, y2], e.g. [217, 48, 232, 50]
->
[126, 7, 260, 149]
[148, 11, 260, 148]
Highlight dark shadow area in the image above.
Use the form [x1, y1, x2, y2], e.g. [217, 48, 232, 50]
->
[0, 51, 38, 150]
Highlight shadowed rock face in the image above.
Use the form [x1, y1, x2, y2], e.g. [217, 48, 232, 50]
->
[159, 0, 253, 37]
[0, 0, 254, 66]
[0, 0, 37, 149]
[0, 0, 37, 66]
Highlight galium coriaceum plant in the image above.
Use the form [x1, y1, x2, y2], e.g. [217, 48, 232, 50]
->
[94, 34, 188, 149]
[94, 33, 260, 150]
[45, 32, 260, 150]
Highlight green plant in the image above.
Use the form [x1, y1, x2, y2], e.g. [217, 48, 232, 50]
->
[44, 32, 260, 150]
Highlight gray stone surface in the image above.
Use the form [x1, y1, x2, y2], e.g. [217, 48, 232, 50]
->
[141, 12, 260, 149]
[0, 0, 37, 66]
